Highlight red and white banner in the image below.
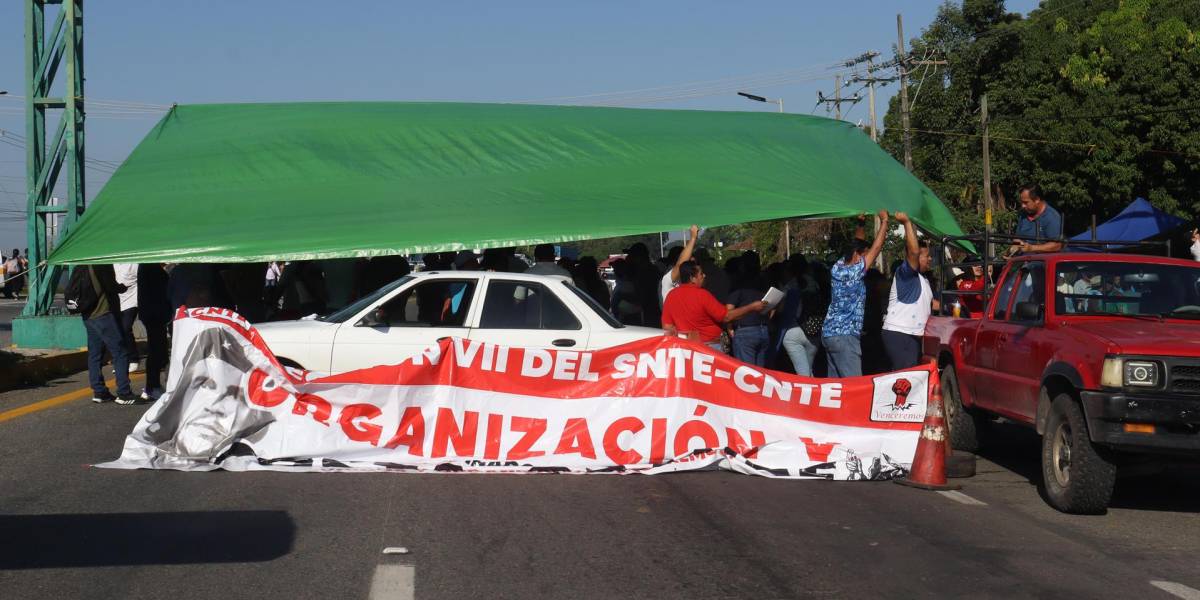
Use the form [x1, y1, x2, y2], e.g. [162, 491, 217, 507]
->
[100, 308, 933, 480]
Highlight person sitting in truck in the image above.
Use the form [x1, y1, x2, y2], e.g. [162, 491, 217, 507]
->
[955, 256, 986, 316]
[882, 212, 940, 369]
[1009, 184, 1063, 256]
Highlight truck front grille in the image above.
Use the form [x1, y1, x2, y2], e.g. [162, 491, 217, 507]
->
[1168, 364, 1200, 395]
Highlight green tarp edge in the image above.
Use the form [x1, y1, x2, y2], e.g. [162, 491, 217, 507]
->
[49, 102, 964, 265]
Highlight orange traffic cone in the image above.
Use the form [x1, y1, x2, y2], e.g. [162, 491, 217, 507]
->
[895, 360, 961, 491]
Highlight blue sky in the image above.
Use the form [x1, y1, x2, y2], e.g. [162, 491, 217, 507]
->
[0, 0, 1041, 248]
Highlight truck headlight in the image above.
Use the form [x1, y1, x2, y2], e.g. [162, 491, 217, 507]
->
[1124, 360, 1160, 387]
[1101, 358, 1124, 387]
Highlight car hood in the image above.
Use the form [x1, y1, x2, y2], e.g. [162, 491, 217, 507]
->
[1065, 320, 1200, 357]
[254, 319, 338, 343]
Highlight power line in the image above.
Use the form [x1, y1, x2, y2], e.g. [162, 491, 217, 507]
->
[908, 126, 1200, 161]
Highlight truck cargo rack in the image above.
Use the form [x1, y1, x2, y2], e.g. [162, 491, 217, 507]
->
[931, 231, 1170, 318]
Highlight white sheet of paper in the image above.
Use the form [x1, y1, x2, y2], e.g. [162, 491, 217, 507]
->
[761, 286, 784, 310]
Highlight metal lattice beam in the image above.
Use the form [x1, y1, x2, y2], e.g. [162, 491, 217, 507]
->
[23, 0, 84, 318]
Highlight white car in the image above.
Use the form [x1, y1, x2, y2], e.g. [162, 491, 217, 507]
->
[255, 271, 662, 373]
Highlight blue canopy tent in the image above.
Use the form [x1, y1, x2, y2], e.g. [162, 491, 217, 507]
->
[1068, 198, 1185, 252]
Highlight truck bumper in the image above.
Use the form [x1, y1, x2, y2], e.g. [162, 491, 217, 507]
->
[1080, 390, 1200, 454]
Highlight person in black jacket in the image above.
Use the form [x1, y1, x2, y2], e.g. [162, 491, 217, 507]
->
[137, 263, 173, 401]
[82, 264, 138, 404]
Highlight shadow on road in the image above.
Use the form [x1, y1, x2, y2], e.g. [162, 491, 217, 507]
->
[974, 420, 1200, 513]
[0, 510, 294, 569]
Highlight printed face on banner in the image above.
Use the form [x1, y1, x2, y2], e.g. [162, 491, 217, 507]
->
[869, 372, 928, 423]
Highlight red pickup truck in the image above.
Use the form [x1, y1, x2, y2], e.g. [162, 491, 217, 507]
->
[924, 252, 1200, 514]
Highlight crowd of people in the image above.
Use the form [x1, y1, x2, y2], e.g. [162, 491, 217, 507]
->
[66, 183, 1200, 403]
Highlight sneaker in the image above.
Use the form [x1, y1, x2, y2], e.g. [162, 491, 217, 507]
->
[128, 361, 142, 374]
[92, 391, 116, 404]
[115, 393, 141, 405]
[140, 387, 164, 402]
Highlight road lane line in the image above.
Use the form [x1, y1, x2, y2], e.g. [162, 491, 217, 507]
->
[1151, 581, 1200, 600]
[369, 564, 415, 600]
[937, 490, 988, 506]
[0, 374, 144, 424]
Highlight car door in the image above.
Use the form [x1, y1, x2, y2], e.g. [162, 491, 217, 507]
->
[329, 278, 478, 372]
[967, 264, 1022, 412]
[468, 279, 589, 351]
[991, 261, 1047, 421]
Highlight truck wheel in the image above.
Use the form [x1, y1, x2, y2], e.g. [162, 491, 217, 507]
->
[1040, 394, 1116, 514]
[941, 364, 980, 453]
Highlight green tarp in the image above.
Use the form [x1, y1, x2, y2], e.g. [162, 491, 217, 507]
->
[49, 102, 963, 264]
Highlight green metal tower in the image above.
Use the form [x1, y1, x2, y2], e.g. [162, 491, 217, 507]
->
[13, 0, 87, 349]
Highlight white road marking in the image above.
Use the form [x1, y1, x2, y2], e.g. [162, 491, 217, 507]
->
[1151, 581, 1200, 600]
[370, 564, 415, 600]
[937, 490, 988, 506]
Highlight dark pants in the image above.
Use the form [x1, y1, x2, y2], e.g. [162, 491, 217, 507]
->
[882, 329, 921, 371]
[85, 312, 132, 397]
[119, 307, 140, 364]
[143, 319, 169, 391]
[732, 324, 770, 367]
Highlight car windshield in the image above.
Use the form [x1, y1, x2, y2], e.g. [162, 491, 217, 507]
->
[561, 281, 624, 328]
[317, 276, 414, 323]
[1054, 261, 1200, 318]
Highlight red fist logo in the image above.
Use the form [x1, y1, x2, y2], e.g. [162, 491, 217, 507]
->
[891, 378, 913, 409]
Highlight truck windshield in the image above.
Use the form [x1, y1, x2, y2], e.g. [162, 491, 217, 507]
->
[1055, 262, 1200, 319]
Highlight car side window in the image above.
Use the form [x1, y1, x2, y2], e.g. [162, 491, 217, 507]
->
[992, 268, 1021, 321]
[373, 280, 475, 327]
[480, 281, 582, 330]
[1009, 262, 1046, 323]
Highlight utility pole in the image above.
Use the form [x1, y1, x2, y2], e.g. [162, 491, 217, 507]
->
[897, 13, 912, 171]
[835, 75, 842, 121]
[981, 94, 992, 236]
[867, 60, 877, 141]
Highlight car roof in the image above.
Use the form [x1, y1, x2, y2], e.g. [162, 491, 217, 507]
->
[408, 270, 573, 283]
[1009, 253, 1200, 268]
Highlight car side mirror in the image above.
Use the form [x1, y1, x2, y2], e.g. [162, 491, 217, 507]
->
[356, 309, 386, 328]
[1014, 301, 1043, 322]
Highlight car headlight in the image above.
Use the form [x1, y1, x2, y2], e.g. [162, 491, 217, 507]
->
[1103, 357, 1162, 388]
[1124, 360, 1160, 387]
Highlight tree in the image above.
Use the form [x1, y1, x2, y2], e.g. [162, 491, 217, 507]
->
[883, 0, 1200, 236]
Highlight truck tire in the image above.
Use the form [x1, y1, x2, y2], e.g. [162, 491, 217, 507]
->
[941, 364, 980, 453]
[1040, 394, 1116, 514]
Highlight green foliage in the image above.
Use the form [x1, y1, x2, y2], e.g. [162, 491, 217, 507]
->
[882, 0, 1200, 235]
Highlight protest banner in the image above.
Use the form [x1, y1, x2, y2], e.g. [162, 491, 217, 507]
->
[101, 308, 931, 480]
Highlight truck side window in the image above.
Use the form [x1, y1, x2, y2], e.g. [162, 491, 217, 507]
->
[1010, 262, 1046, 323]
[992, 269, 1021, 320]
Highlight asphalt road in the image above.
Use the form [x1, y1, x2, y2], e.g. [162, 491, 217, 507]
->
[2, 370, 1199, 600]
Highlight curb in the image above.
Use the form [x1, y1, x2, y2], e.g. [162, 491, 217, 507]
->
[0, 341, 149, 393]
[0, 350, 90, 392]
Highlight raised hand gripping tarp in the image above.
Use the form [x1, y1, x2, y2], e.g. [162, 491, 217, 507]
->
[51, 102, 963, 264]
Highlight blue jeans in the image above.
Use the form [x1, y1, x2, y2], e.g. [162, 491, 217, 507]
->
[823, 334, 862, 378]
[782, 327, 818, 377]
[732, 325, 769, 366]
[85, 312, 132, 397]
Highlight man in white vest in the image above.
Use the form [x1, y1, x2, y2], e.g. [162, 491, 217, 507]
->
[882, 212, 939, 370]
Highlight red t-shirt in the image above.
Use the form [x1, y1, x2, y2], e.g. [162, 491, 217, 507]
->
[957, 278, 985, 315]
[661, 283, 728, 342]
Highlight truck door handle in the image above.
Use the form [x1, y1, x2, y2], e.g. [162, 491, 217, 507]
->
[553, 338, 577, 347]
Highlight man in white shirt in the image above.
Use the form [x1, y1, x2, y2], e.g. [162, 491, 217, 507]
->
[881, 213, 938, 370]
[659, 225, 700, 306]
[1191, 228, 1200, 262]
[113, 263, 141, 372]
[526, 244, 571, 278]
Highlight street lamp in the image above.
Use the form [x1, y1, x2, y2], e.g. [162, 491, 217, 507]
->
[737, 91, 782, 113]
[738, 92, 790, 257]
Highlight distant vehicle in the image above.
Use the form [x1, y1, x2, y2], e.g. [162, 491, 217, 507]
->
[256, 271, 662, 374]
[925, 251, 1200, 514]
